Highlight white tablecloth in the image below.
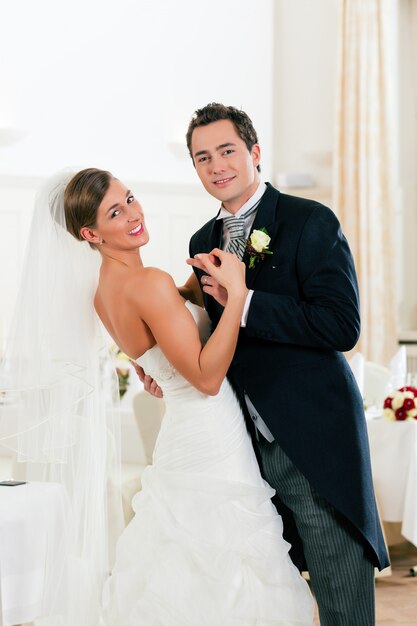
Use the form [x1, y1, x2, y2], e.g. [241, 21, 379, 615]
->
[0, 481, 69, 626]
[367, 418, 417, 547]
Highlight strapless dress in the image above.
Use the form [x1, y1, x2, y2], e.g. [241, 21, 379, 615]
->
[103, 301, 314, 625]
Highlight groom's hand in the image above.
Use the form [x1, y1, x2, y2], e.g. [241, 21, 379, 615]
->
[187, 254, 228, 307]
[201, 276, 228, 307]
[130, 361, 164, 398]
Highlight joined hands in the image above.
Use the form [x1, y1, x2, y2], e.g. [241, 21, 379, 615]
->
[134, 249, 246, 399]
[187, 248, 246, 308]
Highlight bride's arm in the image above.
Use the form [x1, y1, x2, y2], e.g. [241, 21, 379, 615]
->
[130, 251, 247, 395]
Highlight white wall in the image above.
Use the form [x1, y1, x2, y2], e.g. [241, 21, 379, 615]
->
[272, 0, 339, 191]
[0, 0, 273, 183]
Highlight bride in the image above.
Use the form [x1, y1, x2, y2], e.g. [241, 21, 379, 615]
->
[65, 167, 314, 626]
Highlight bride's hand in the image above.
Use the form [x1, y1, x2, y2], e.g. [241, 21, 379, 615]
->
[194, 249, 247, 301]
[187, 252, 219, 272]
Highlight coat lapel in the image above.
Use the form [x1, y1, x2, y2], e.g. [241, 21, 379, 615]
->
[192, 184, 281, 302]
[244, 184, 281, 289]
[195, 214, 223, 254]
[192, 215, 223, 317]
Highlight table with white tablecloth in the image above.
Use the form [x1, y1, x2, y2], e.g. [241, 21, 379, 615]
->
[367, 418, 417, 547]
[0, 481, 69, 626]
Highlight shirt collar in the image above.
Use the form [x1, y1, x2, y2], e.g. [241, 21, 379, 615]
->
[216, 182, 267, 220]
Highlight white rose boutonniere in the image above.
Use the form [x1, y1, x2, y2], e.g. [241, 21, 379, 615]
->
[246, 227, 273, 269]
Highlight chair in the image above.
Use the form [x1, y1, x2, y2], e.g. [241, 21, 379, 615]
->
[121, 391, 165, 524]
[363, 361, 390, 408]
[132, 391, 165, 465]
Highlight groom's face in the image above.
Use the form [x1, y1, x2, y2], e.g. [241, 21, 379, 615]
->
[190, 119, 260, 215]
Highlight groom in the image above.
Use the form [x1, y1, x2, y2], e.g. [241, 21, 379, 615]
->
[184, 103, 389, 626]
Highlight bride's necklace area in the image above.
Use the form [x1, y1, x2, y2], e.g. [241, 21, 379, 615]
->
[101, 250, 143, 269]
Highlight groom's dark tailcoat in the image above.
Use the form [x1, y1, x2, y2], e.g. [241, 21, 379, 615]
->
[190, 182, 389, 571]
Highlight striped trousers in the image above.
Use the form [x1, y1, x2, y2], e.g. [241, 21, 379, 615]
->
[256, 437, 375, 626]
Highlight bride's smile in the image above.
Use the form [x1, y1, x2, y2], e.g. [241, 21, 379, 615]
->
[128, 223, 144, 236]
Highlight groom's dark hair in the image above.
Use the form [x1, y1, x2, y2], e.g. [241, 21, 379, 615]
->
[186, 103, 261, 172]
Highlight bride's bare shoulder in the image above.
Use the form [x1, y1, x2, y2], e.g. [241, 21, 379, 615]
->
[126, 267, 178, 307]
[127, 266, 175, 288]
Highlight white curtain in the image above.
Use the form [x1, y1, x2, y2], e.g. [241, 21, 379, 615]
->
[396, 0, 417, 335]
[333, 0, 398, 364]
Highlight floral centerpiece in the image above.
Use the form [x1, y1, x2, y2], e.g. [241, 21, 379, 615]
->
[110, 344, 131, 399]
[383, 386, 417, 421]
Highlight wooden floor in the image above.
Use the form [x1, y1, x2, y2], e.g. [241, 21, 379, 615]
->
[313, 542, 417, 625]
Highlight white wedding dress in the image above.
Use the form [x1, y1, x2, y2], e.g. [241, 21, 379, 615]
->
[103, 301, 315, 625]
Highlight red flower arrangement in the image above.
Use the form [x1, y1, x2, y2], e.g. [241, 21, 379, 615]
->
[383, 386, 417, 421]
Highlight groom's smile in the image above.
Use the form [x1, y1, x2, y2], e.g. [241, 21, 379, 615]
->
[213, 176, 236, 187]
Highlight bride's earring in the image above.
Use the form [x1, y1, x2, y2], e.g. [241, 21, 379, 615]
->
[98, 239, 104, 245]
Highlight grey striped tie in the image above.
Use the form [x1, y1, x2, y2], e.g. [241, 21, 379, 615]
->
[223, 203, 258, 260]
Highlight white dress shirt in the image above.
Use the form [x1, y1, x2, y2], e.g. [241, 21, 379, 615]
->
[216, 182, 267, 326]
[217, 182, 275, 443]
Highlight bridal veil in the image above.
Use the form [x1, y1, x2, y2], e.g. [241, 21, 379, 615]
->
[0, 171, 124, 625]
